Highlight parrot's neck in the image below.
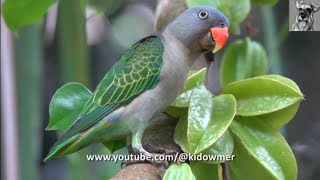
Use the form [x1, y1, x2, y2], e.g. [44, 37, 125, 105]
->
[162, 28, 202, 66]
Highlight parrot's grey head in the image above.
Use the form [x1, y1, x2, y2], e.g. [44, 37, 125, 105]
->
[165, 6, 230, 54]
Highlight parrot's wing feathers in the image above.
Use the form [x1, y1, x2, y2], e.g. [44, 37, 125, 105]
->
[54, 36, 164, 145]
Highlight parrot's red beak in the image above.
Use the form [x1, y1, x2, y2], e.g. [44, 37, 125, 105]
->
[210, 27, 229, 53]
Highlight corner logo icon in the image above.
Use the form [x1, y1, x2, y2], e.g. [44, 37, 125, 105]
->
[290, 0, 320, 31]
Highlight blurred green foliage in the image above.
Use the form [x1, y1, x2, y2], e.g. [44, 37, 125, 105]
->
[2, 0, 54, 32]
[221, 38, 268, 86]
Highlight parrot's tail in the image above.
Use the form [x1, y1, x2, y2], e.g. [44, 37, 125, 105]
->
[43, 135, 78, 162]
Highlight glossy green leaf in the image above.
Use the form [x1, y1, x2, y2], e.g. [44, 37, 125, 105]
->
[163, 163, 196, 180]
[171, 89, 194, 107]
[221, 38, 268, 86]
[188, 87, 236, 153]
[171, 68, 207, 107]
[164, 106, 188, 119]
[252, 0, 278, 6]
[244, 102, 300, 129]
[174, 96, 236, 155]
[174, 115, 190, 152]
[184, 68, 207, 91]
[2, 0, 55, 32]
[262, 75, 302, 94]
[221, 75, 304, 116]
[187, 85, 212, 153]
[186, 0, 250, 31]
[46, 82, 92, 131]
[229, 120, 297, 180]
[175, 120, 235, 160]
[202, 130, 234, 164]
[190, 162, 220, 180]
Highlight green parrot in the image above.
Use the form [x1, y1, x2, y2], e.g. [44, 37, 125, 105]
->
[44, 6, 229, 161]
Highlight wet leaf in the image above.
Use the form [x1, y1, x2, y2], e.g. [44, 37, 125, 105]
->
[174, 115, 189, 152]
[184, 68, 207, 91]
[201, 130, 234, 164]
[246, 102, 300, 129]
[171, 68, 207, 107]
[221, 75, 304, 116]
[190, 162, 220, 180]
[229, 119, 297, 180]
[171, 89, 194, 108]
[174, 95, 236, 155]
[46, 82, 92, 131]
[188, 87, 236, 153]
[221, 38, 268, 86]
[164, 106, 188, 119]
[163, 163, 196, 180]
[262, 75, 301, 94]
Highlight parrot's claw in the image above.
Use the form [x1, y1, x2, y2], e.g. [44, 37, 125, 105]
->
[132, 146, 152, 157]
[121, 145, 153, 168]
[131, 129, 152, 157]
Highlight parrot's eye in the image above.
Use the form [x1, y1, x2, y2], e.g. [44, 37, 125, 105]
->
[198, 10, 209, 19]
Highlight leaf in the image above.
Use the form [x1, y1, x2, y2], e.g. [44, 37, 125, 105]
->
[174, 97, 235, 154]
[164, 106, 188, 119]
[244, 102, 300, 129]
[174, 115, 190, 152]
[229, 119, 297, 180]
[165, 69, 206, 118]
[262, 75, 301, 94]
[186, 0, 250, 32]
[190, 162, 220, 180]
[201, 130, 234, 164]
[221, 38, 268, 86]
[2, 0, 55, 32]
[171, 68, 207, 107]
[221, 75, 304, 116]
[252, 0, 278, 6]
[163, 163, 196, 180]
[46, 82, 92, 131]
[184, 68, 207, 91]
[171, 89, 194, 108]
[188, 86, 236, 153]
[102, 140, 126, 153]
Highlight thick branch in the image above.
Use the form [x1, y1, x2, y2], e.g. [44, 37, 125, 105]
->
[111, 113, 181, 179]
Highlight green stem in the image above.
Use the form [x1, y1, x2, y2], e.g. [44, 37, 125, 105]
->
[58, 0, 90, 86]
[15, 23, 43, 180]
[261, 6, 286, 135]
[261, 6, 282, 74]
[57, 0, 91, 179]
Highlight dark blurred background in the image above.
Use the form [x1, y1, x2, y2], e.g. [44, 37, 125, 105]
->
[1, 0, 320, 179]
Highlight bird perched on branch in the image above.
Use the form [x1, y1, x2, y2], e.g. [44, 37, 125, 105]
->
[45, 6, 229, 161]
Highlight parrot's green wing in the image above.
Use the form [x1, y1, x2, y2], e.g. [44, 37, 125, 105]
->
[49, 36, 164, 152]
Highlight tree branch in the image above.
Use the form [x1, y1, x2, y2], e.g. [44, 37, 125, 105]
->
[111, 113, 181, 179]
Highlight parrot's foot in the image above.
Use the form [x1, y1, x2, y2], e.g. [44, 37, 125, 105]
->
[131, 129, 153, 157]
[132, 146, 152, 157]
[121, 146, 153, 168]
